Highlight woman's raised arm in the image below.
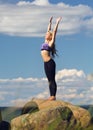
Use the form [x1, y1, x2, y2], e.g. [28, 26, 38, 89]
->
[53, 17, 62, 36]
[51, 17, 62, 45]
[47, 16, 53, 32]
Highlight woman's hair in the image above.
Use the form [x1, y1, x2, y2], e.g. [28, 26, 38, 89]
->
[51, 43, 58, 58]
[48, 31, 58, 58]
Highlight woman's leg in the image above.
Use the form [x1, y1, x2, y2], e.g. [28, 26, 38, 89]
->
[44, 59, 57, 99]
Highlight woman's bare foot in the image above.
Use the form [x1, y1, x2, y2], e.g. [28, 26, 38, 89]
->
[48, 96, 56, 101]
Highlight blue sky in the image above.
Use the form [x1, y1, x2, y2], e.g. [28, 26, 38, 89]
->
[0, 0, 93, 106]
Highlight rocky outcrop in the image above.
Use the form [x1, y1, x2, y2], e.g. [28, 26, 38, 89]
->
[11, 99, 93, 130]
[0, 110, 2, 122]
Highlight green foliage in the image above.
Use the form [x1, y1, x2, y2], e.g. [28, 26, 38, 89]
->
[47, 116, 62, 130]
[88, 106, 93, 117]
[59, 107, 73, 121]
[80, 105, 93, 117]
[0, 110, 2, 121]
[1, 107, 22, 122]
[83, 124, 93, 130]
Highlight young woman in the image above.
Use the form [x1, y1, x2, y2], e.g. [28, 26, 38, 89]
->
[41, 16, 62, 100]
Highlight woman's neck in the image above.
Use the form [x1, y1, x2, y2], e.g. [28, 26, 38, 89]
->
[45, 40, 49, 43]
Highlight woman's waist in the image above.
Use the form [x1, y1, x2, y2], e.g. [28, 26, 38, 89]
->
[42, 56, 51, 62]
[41, 54, 51, 62]
[41, 50, 50, 56]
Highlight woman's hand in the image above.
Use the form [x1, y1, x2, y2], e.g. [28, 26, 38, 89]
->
[56, 17, 62, 23]
[49, 16, 53, 23]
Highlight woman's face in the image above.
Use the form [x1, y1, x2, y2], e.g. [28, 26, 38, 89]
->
[45, 32, 52, 40]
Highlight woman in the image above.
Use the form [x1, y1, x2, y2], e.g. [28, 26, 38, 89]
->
[41, 16, 61, 100]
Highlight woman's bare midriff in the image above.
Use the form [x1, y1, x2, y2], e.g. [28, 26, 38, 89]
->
[41, 50, 51, 62]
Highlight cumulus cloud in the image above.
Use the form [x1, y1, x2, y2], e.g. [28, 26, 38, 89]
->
[87, 73, 93, 81]
[18, 0, 50, 6]
[0, 91, 8, 100]
[0, 0, 93, 37]
[56, 69, 86, 81]
[0, 69, 93, 106]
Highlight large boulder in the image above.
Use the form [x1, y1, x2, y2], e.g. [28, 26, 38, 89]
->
[32, 99, 91, 128]
[11, 99, 93, 130]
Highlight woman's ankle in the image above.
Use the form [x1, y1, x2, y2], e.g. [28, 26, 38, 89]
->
[48, 96, 56, 101]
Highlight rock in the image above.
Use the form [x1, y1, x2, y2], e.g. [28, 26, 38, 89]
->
[0, 110, 2, 122]
[11, 106, 78, 130]
[32, 99, 91, 128]
[0, 121, 11, 130]
[11, 99, 92, 130]
[21, 100, 39, 114]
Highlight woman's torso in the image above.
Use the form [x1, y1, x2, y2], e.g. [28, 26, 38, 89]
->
[41, 43, 52, 62]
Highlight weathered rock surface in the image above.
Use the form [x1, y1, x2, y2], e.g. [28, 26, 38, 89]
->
[11, 99, 93, 130]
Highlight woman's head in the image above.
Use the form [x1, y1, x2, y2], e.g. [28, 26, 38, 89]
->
[45, 31, 52, 41]
[46, 31, 58, 58]
[45, 31, 58, 58]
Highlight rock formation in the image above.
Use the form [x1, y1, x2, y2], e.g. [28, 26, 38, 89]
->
[11, 99, 93, 130]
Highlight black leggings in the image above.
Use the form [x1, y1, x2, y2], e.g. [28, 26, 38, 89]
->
[44, 59, 57, 96]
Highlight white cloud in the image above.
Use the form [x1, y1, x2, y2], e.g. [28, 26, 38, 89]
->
[0, 0, 93, 37]
[87, 73, 93, 81]
[90, 87, 93, 91]
[56, 69, 86, 81]
[30, 0, 49, 6]
[0, 92, 7, 100]
[17, 1, 32, 6]
[17, 0, 49, 6]
[0, 69, 93, 106]
[11, 98, 29, 107]
[36, 91, 49, 99]
[0, 77, 39, 84]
